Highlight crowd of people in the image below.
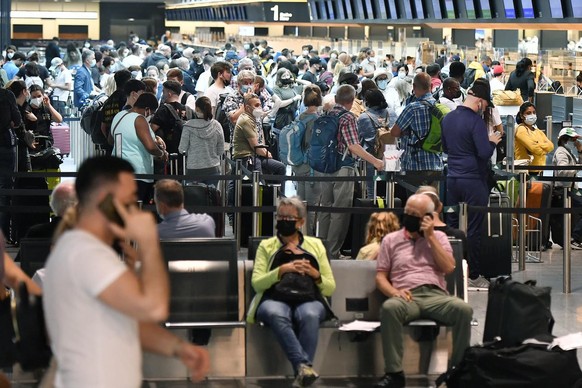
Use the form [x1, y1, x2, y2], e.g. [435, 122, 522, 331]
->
[1, 33, 581, 387]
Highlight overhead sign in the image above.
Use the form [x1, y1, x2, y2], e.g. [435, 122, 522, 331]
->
[263, 2, 310, 23]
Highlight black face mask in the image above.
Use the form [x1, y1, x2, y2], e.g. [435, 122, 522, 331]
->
[276, 219, 297, 236]
[402, 214, 422, 234]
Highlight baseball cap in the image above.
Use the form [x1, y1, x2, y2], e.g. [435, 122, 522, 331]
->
[492, 65, 504, 76]
[468, 78, 494, 107]
[558, 127, 581, 139]
[452, 55, 461, 62]
[225, 50, 239, 61]
[50, 57, 63, 71]
[338, 72, 358, 85]
[309, 56, 322, 67]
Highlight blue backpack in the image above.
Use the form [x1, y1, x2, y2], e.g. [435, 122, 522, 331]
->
[308, 111, 347, 173]
[278, 116, 313, 166]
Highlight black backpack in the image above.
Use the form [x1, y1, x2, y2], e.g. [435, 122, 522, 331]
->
[180, 91, 192, 105]
[80, 94, 108, 145]
[460, 68, 477, 89]
[214, 93, 231, 142]
[162, 103, 194, 154]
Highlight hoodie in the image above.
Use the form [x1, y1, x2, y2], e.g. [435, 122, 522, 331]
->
[178, 118, 224, 169]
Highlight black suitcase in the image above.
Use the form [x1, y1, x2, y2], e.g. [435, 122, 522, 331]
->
[11, 176, 49, 244]
[239, 183, 277, 247]
[183, 183, 224, 237]
[438, 336, 582, 388]
[480, 192, 512, 278]
[483, 277, 554, 346]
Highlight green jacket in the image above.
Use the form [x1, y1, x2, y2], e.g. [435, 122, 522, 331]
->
[246, 235, 336, 324]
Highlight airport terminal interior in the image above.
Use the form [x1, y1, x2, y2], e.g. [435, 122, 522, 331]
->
[3, 0, 582, 387]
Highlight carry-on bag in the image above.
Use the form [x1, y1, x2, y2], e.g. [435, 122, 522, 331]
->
[479, 191, 512, 278]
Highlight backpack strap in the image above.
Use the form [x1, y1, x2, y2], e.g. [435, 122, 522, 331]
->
[111, 111, 132, 137]
[409, 99, 434, 144]
[164, 103, 182, 122]
[180, 92, 191, 106]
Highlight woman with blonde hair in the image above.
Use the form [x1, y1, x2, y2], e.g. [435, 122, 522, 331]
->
[356, 212, 400, 260]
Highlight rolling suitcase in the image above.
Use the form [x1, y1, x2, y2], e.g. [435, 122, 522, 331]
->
[524, 181, 552, 250]
[480, 191, 512, 278]
[239, 183, 276, 247]
[50, 122, 71, 155]
[183, 183, 224, 237]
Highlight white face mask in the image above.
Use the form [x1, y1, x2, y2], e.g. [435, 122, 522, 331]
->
[84, 42, 90, 48]
[398, 71, 406, 79]
[302, 50, 309, 56]
[90, 59, 96, 67]
[252, 108, 263, 119]
[331, 53, 337, 59]
[122, 50, 129, 57]
[524, 114, 537, 126]
[7, 52, 14, 59]
[30, 97, 43, 107]
[356, 83, 362, 94]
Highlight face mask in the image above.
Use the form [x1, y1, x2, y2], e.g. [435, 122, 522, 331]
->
[454, 90, 462, 99]
[524, 114, 537, 126]
[30, 97, 43, 107]
[276, 219, 297, 236]
[331, 53, 337, 59]
[483, 64, 490, 73]
[7, 52, 13, 60]
[222, 74, 231, 86]
[240, 84, 251, 94]
[84, 42, 90, 48]
[123, 50, 129, 57]
[398, 71, 406, 79]
[477, 102, 484, 117]
[369, 57, 376, 63]
[90, 59, 96, 67]
[356, 83, 362, 94]
[133, 37, 139, 43]
[402, 214, 422, 234]
[377, 79, 388, 90]
[252, 108, 263, 119]
[302, 50, 309, 56]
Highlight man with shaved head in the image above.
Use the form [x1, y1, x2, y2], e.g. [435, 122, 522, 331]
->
[373, 194, 472, 388]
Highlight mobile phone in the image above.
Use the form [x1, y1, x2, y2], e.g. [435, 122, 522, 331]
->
[98, 193, 125, 227]
[419, 213, 434, 236]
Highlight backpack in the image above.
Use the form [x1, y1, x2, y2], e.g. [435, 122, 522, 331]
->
[80, 93, 108, 143]
[460, 67, 477, 89]
[362, 111, 395, 158]
[180, 91, 192, 106]
[278, 115, 314, 166]
[214, 93, 231, 142]
[307, 110, 349, 173]
[162, 103, 194, 153]
[411, 100, 450, 154]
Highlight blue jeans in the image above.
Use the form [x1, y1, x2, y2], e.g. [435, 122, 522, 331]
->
[256, 299, 326, 372]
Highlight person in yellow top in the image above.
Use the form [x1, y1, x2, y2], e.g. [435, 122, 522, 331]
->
[514, 101, 554, 175]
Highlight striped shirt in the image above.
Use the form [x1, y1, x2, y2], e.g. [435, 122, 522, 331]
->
[395, 93, 443, 171]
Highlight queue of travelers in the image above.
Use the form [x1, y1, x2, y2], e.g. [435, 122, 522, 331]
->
[1, 34, 581, 387]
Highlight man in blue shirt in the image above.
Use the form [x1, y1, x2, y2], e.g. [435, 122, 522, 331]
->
[3, 51, 25, 81]
[74, 50, 95, 108]
[390, 73, 443, 200]
[154, 179, 215, 239]
[441, 79, 502, 288]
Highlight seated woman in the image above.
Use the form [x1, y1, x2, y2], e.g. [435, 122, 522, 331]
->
[514, 101, 554, 176]
[356, 212, 400, 260]
[247, 197, 335, 388]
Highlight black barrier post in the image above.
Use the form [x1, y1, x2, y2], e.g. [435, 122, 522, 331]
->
[235, 160, 243, 251]
[564, 187, 572, 294]
[252, 170, 260, 237]
[359, 160, 367, 199]
[518, 171, 527, 271]
[506, 114, 516, 174]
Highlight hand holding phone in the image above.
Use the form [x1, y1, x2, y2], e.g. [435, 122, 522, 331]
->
[98, 193, 125, 227]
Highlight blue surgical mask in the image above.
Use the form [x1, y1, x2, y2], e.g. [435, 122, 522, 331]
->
[241, 85, 251, 94]
[377, 79, 388, 90]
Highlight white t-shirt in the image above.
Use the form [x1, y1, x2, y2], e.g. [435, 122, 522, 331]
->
[52, 68, 73, 102]
[205, 84, 233, 114]
[490, 77, 505, 92]
[195, 70, 212, 95]
[43, 230, 141, 388]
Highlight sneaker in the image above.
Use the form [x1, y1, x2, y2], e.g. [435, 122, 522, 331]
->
[571, 240, 582, 250]
[292, 363, 319, 387]
[373, 372, 406, 388]
[468, 276, 490, 290]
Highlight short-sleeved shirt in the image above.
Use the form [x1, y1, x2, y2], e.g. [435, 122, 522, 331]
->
[101, 90, 127, 130]
[158, 209, 215, 239]
[394, 93, 443, 171]
[223, 91, 265, 144]
[376, 228, 451, 292]
[232, 112, 259, 159]
[43, 230, 140, 387]
[328, 104, 359, 156]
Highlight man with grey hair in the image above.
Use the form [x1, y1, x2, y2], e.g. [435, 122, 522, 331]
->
[74, 49, 96, 108]
[237, 57, 255, 73]
[25, 180, 77, 239]
[374, 193, 472, 388]
[316, 84, 384, 260]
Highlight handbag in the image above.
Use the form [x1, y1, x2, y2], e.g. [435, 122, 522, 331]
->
[268, 249, 319, 304]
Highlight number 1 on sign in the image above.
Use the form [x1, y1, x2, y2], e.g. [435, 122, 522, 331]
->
[271, 5, 279, 21]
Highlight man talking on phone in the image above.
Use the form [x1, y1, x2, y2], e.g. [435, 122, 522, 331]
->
[43, 156, 209, 387]
[372, 194, 472, 388]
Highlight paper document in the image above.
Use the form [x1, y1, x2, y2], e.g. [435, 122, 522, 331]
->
[339, 320, 381, 332]
[549, 332, 582, 351]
